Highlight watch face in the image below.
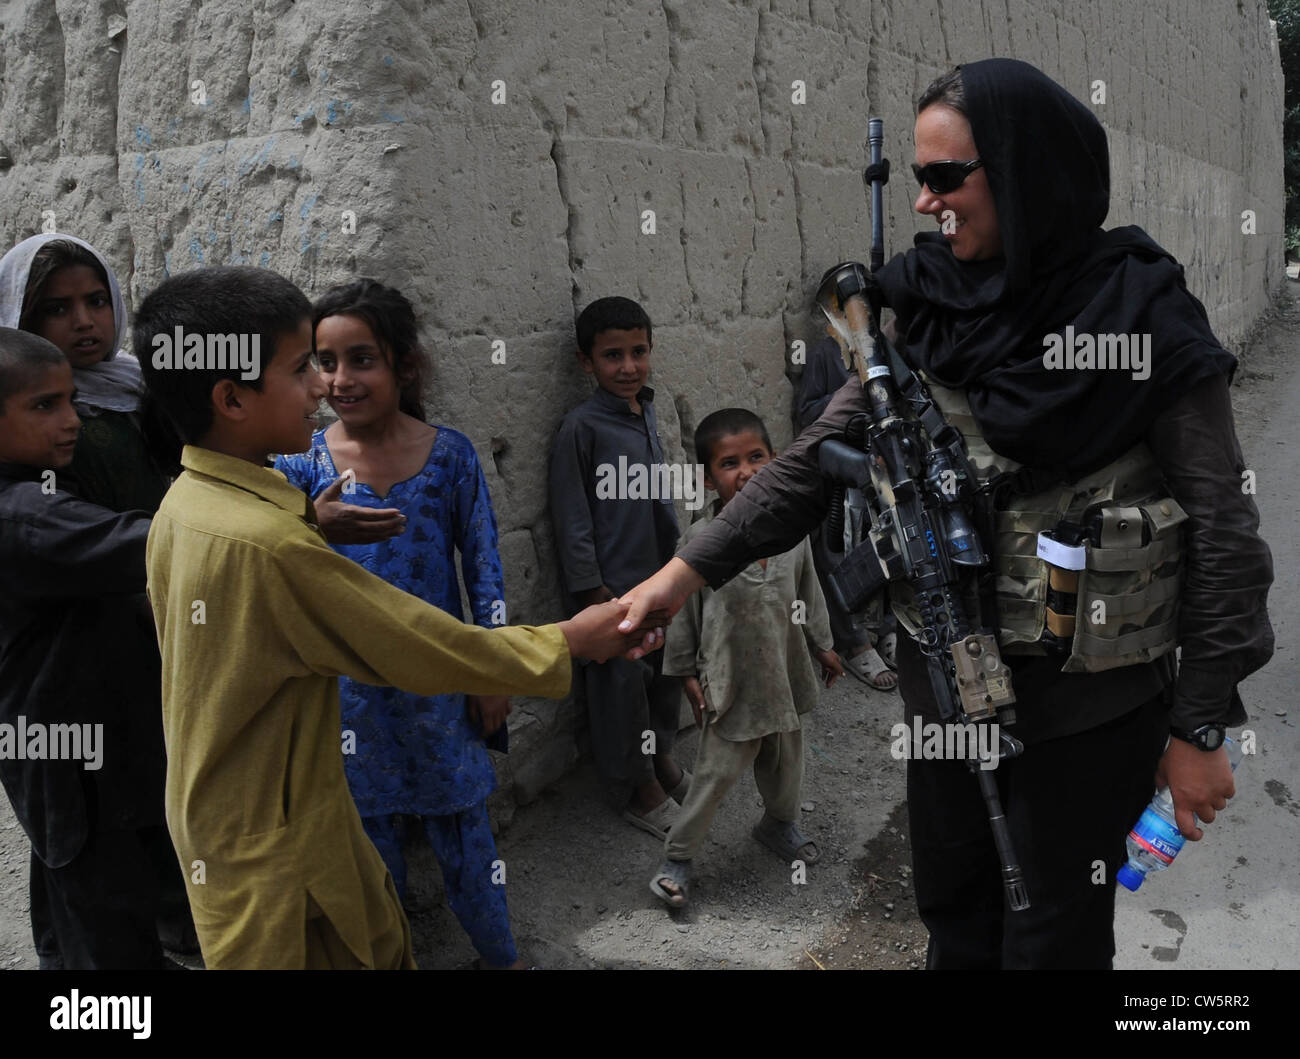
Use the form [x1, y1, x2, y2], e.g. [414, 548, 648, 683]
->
[1203, 727, 1225, 750]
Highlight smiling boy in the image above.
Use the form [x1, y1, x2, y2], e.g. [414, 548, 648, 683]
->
[137, 268, 646, 968]
[650, 409, 841, 907]
[548, 297, 686, 838]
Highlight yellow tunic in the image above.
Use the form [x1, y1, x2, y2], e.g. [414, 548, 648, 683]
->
[145, 446, 571, 969]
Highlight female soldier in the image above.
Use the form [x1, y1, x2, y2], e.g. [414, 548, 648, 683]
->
[618, 58, 1274, 969]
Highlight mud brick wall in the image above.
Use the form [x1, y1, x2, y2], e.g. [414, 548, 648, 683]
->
[0, 0, 1282, 814]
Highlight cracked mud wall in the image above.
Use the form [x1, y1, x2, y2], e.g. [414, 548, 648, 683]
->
[0, 0, 1283, 810]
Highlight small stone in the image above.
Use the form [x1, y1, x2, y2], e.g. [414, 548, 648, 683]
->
[1275, 710, 1287, 717]
[801, 801, 815, 812]
[884, 902, 895, 911]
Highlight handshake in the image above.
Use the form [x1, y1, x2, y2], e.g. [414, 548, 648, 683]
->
[555, 595, 673, 664]
[554, 558, 707, 664]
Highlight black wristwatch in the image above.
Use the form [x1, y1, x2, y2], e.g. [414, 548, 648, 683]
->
[1169, 723, 1226, 751]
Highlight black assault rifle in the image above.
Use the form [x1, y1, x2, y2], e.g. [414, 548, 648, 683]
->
[817, 117, 1029, 912]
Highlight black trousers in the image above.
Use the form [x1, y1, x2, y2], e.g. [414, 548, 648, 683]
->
[29, 825, 170, 970]
[906, 692, 1169, 969]
[583, 651, 681, 785]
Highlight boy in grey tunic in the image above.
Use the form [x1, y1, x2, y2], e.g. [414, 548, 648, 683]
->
[651, 409, 841, 907]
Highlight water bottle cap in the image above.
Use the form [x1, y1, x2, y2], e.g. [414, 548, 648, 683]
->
[1117, 863, 1144, 891]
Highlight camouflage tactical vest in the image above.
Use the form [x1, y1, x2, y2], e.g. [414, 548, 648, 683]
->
[887, 378, 1187, 674]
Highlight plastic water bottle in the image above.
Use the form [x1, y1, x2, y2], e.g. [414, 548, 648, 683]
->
[1117, 735, 1241, 892]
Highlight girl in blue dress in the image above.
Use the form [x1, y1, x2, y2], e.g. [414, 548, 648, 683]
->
[276, 278, 522, 968]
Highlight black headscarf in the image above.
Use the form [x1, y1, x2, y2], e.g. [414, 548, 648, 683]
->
[874, 58, 1237, 480]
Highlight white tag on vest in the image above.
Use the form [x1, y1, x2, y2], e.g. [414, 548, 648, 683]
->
[1036, 532, 1086, 571]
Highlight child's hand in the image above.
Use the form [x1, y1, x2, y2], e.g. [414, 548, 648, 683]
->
[683, 676, 707, 728]
[814, 648, 844, 688]
[559, 599, 659, 663]
[617, 559, 706, 659]
[314, 475, 407, 544]
[467, 694, 511, 737]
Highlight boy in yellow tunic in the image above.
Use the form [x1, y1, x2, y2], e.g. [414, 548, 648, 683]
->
[137, 266, 649, 969]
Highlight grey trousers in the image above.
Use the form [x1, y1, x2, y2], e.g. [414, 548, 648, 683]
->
[664, 715, 803, 861]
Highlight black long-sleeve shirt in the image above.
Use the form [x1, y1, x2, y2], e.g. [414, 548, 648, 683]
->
[0, 464, 166, 866]
[679, 373, 1273, 743]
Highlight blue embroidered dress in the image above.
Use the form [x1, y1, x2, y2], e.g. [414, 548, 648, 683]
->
[276, 426, 504, 819]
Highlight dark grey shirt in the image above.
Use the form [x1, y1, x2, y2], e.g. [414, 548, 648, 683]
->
[678, 374, 1272, 744]
[549, 386, 680, 603]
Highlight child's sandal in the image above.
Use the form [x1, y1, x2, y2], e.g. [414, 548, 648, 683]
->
[649, 859, 691, 908]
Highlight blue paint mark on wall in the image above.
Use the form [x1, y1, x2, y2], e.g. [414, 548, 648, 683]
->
[380, 111, 405, 124]
[238, 135, 278, 177]
[383, 55, 393, 66]
[299, 194, 319, 220]
[259, 251, 271, 268]
[319, 68, 330, 84]
[299, 230, 329, 256]
[188, 237, 204, 264]
[293, 106, 315, 126]
[267, 209, 284, 227]
[242, 91, 252, 114]
[135, 126, 152, 147]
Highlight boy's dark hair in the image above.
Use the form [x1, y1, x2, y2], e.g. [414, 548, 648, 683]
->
[0, 326, 67, 413]
[134, 267, 312, 472]
[312, 278, 427, 421]
[575, 296, 653, 357]
[694, 407, 773, 471]
[18, 240, 111, 333]
[917, 67, 966, 116]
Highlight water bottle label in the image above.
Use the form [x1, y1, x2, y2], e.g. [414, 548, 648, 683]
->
[1129, 807, 1184, 864]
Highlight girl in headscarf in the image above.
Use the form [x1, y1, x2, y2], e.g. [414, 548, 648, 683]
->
[0, 233, 168, 511]
[618, 59, 1274, 968]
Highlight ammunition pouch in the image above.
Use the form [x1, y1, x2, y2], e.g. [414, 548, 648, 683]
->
[887, 379, 1186, 674]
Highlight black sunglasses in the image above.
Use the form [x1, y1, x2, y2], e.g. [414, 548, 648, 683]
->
[910, 159, 984, 195]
